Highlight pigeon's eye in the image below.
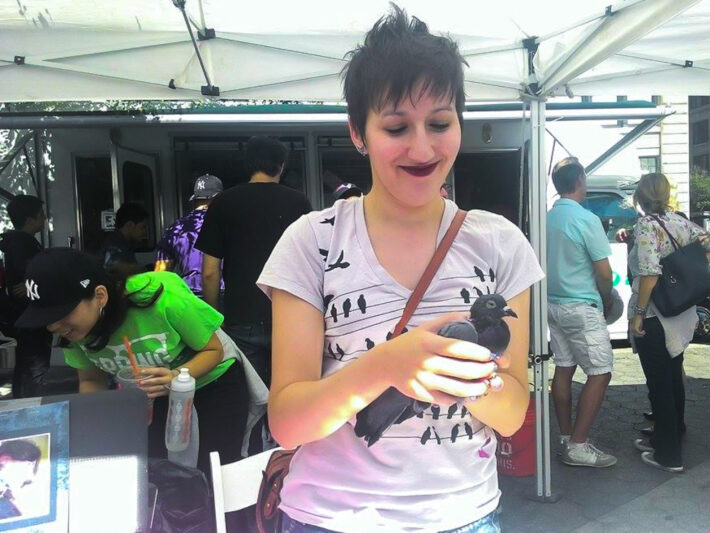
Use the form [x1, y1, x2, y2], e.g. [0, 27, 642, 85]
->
[485, 300, 496, 309]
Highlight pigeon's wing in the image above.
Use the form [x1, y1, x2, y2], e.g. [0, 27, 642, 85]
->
[355, 322, 480, 446]
[478, 323, 511, 355]
[355, 386, 413, 446]
[438, 321, 478, 344]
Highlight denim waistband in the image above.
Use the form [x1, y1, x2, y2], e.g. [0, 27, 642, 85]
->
[281, 506, 501, 533]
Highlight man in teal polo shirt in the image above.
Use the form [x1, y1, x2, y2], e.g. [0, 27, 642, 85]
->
[547, 157, 616, 468]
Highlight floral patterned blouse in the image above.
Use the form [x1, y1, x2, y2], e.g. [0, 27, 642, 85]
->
[628, 212, 710, 355]
[632, 212, 709, 277]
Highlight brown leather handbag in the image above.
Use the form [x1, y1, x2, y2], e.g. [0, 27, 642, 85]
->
[256, 447, 297, 533]
[255, 209, 467, 533]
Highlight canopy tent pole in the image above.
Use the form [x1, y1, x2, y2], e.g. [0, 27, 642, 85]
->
[527, 97, 558, 502]
[521, 31, 557, 502]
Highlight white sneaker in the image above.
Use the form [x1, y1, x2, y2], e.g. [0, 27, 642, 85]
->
[561, 441, 617, 468]
[556, 435, 570, 456]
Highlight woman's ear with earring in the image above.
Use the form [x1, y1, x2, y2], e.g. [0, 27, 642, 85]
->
[347, 119, 368, 157]
[94, 285, 109, 313]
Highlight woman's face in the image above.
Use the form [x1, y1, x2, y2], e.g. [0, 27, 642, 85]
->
[352, 88, 461, 208]
[47, 286, 108, 342]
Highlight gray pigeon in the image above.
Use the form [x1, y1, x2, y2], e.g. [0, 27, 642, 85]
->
[354, 294, 516, 446]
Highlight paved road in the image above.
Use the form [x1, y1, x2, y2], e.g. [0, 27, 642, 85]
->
[500, 344, 710, 532]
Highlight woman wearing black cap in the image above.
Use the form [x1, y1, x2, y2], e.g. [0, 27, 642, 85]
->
[15, 247, 264, 473]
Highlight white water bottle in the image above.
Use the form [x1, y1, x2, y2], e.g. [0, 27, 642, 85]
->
[165, 368, 195, 452]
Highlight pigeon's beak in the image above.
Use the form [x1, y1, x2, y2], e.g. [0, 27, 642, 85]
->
[503, 307, 518, 318]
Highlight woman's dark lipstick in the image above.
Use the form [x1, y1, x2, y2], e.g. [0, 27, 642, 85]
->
[400, 161, 439, 177]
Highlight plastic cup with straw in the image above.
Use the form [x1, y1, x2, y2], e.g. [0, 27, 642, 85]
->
[117, 336, 154, 424]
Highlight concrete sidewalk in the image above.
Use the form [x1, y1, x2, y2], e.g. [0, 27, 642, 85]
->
[499, 344, 710, 533]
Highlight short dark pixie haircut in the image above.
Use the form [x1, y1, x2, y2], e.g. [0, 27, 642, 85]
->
[245, 136, 289, 178]
[342, 3, 468, 142]
[551, 157, 585, 195]
[7, 195, 43, 229]
[115, 202, 149, 229]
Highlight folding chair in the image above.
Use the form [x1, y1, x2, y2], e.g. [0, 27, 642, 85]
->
[210, 448, 282, 533]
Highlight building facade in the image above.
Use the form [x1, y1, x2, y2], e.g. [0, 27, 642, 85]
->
[690, 96, 710, 173]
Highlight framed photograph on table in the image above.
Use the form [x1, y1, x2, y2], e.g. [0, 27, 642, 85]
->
[0, 402, 69, 532]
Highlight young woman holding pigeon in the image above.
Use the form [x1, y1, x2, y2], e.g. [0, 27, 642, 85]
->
[258, 6, 543, 532]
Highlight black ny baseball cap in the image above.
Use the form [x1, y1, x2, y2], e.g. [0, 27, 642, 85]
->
[190, 173, 223, 200]
[15, 248, 104, 329]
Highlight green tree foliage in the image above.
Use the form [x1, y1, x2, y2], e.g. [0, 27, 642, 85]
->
[690, 168, 710, 213]
[0, 129, 45, 233]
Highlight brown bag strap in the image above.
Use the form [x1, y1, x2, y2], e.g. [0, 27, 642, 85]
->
[392, 209, 467, 337]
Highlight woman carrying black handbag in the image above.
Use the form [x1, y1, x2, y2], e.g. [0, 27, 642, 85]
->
[628, 173, 710, 472]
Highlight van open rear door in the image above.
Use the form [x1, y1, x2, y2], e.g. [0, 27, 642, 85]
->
[110, 144, 161, 262]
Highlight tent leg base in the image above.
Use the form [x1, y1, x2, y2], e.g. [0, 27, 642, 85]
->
[526, 491, 562, 504]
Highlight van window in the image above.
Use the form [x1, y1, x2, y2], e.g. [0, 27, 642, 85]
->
[319, 140, 372, 208]
[75, 155, 113, 253]
[174, 137, 307, 214]
[122, 161, 157, 252]
[583, 192, 638, 242]
[454, 151, 522, 226]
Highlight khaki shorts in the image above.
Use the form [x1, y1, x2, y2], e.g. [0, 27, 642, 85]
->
[548, 302, 613, 375]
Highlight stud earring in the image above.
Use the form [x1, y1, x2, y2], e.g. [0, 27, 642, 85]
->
[356, 145, 368, 156]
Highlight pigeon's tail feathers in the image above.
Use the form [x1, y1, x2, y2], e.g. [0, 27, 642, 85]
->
[412, 400, 431, 415]
[354, 409, 399, 446]
[394, 400, 430, 424]
[354, 386, 412, 446]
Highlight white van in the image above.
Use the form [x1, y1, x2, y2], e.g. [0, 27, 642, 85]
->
[582, 175, 639, 340]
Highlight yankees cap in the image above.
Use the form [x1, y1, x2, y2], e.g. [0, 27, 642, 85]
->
[15, 248, 104, 329]
[190, 173, 223, 200]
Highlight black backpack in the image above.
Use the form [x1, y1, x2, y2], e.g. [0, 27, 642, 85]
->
[148, 459, 215, 533]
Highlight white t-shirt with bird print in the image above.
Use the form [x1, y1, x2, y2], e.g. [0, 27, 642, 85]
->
[258, 197, 544, 533]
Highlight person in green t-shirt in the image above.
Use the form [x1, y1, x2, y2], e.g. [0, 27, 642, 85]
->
[15, 248, 250, 473]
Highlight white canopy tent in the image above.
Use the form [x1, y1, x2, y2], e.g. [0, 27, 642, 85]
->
[0, 0, 708, 101]
[1, 0, 709, 501]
